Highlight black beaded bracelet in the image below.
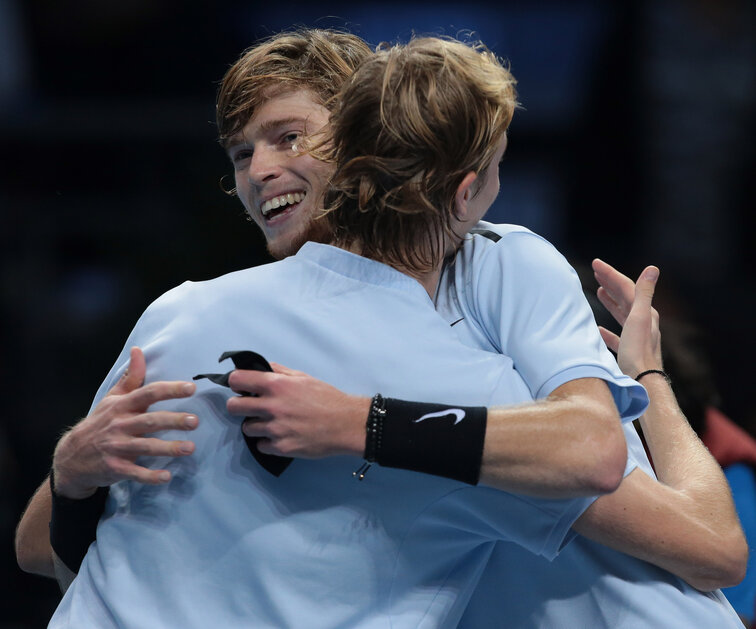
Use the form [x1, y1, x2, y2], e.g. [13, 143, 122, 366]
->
[364, 393, 386, 463]
[635, 369, 671, 385]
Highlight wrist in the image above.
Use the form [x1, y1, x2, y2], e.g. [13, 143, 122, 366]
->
[52, 430, 99, 499]
[358, 395, 487, 485]
[635, 369, 671, 385]
[50, 465, 99, 500]
[346, 396, 372, 456]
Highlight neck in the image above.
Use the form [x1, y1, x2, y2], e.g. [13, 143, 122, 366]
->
[334, 239, 444, 300]
[403, 266, 442, 300]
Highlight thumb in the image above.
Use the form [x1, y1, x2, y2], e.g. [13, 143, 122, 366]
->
[633, 266, 659, 310]
[109, 347, 146, 396]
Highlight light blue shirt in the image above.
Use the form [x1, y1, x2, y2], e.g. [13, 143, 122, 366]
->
[440, 222, 742, 628]
[49, 243, 595, 629]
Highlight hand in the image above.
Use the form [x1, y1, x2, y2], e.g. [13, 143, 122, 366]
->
[592, 259, 663, 378]
[52, 347, 198, 499]
[226, 364, 370, 459]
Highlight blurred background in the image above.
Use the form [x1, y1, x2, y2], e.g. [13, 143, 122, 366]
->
[1, 0, 754, 626]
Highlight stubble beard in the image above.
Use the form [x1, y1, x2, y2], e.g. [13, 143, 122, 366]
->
[266, 211, 333, 260]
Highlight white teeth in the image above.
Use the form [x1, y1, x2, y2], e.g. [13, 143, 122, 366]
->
[261, 192, 305, 217]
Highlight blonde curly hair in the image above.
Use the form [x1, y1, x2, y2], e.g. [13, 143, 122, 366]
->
[322, 36, 518, 274]
[216, 28, 372, 147]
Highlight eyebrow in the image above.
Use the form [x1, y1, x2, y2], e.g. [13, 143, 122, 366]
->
[258, 116, 308, 133]
[225, 116, 309, 150]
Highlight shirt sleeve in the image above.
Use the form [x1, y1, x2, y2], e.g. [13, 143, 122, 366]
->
[436, 485, 597, 561]
[465, 226, 648, 422]
[439, 423, 645, 561]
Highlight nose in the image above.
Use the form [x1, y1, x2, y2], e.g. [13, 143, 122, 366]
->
[247, 145, 282, 186]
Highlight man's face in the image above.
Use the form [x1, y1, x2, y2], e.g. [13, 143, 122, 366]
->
[226, 90, 334, 259]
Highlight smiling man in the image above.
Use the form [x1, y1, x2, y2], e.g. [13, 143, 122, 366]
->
[223, 90, 332, 258]
[215, 32, 358, 260]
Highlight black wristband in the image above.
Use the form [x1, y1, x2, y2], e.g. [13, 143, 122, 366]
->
[366, 396, 487, 485]
[49, 469, 109, 572]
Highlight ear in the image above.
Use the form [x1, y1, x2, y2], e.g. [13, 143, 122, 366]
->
[454, 172, 478, 220]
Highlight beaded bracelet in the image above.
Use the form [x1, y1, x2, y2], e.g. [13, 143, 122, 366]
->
[364, 393, 386, 463]
[635, 369, 671, 385]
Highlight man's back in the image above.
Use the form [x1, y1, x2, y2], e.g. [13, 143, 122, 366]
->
[48, 243, 593, 629]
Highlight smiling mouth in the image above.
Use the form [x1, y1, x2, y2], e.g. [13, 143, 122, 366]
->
[261, 192, 305, 221]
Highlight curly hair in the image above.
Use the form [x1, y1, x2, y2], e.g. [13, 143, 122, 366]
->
[321, 37, 518, 274]
[216, 28, 373, 146]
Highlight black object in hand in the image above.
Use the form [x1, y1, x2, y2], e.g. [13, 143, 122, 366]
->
[194, 350, 293, 476]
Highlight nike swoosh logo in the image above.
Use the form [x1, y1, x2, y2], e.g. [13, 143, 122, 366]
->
[450, 317, 465, 327]
[414, 408, 466, 425]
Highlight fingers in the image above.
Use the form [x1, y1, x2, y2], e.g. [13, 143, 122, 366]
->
[596, 287, 627, 327]
[108, 347, 147, 397]
[114, 462, 173, 486]
[112, 436, 196, 458]
[592, 258, 635, 315]
[125, 347, 146, 389]
[227, 394, 270, 419]
[122, 381, 196, 412]
[127, 411, 199, 435]
[632, 266, 659, 310]
[227, 369, 276, 396]
[598, 326, 620, 353]
[241, 417, 269, 438]
[255, 438, 279, 456]
[269, 362, 306, 377]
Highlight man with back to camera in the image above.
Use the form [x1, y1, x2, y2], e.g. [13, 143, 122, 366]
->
[16, 29, 746, 628]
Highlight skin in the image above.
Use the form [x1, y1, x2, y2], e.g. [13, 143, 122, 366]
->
[226, 90, 334, 260]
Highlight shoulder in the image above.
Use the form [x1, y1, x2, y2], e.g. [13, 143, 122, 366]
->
[136, 262, 285, 337]
[457, 221, 578, 289]
[462, 221, 570, 264]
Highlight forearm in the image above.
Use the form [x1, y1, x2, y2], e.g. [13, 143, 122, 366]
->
[639, 373, 736, 510]
[478, 378, 626, 496]
[234, 366, 627, 496]
[637, 372, 746, 586]
[15, 477, 55, 578]
[572, 377, 747, 591]
[574, 468, 747, 591]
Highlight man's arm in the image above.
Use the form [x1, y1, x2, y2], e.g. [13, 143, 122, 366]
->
[15, 347, 198, 579]
[571, 261, 747, 591]
[228, 262, 747, 590]
[15, 478, 55, 576]
[228, 373, 626, 498]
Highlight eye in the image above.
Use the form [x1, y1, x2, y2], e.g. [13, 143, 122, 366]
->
[280, 131, 302, 150]
[229, 148, 253, 167]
